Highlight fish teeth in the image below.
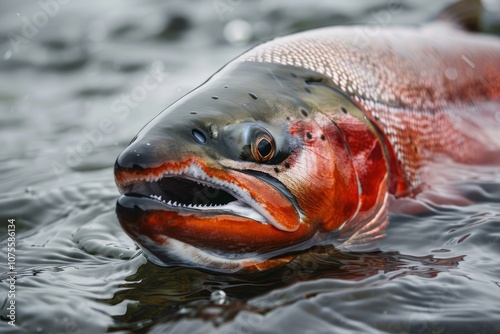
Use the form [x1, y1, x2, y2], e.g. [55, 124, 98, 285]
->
[149, 194, 163, 201]
[142, 173, 163, 182]
[127, 162, 270, 223]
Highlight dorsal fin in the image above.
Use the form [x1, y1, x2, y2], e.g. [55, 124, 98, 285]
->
[437, 0, 483, 32]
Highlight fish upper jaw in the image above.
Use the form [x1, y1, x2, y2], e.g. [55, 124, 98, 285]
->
[114, 159, 301, 232]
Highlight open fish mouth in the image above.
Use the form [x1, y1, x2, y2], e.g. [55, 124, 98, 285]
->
[114, 159, 316, 271]
[117, 162, 269, 223]
[115, 161, 301, 229]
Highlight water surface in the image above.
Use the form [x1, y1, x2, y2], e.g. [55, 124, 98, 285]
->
[1, 1, 500, 333]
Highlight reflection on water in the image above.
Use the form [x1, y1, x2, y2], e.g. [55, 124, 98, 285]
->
[0, 0, 500, 333]
[102, 249, 465, 332]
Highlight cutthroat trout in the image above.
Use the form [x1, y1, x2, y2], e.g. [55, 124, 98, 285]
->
[114, 0, 500, 273]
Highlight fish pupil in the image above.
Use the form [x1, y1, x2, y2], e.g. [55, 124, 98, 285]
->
[257, 139, 272, 157]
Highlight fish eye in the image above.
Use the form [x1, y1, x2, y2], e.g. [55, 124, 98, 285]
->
[221, 123, 281, 163]
[251, 130, 275, 163]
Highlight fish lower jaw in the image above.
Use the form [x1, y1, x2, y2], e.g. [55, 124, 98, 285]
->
[147, 194, 268, 223]
[136, 235, 275, 273]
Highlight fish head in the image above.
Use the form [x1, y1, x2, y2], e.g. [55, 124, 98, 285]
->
[114, 62, 383, 273]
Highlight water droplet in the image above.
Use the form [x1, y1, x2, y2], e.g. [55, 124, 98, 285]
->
[445, 68, 458, 81]
[4, 50, 12, 60]
[16, 12, 20, 16]
[146, 143, 151, 146]
[223, 19, 252, 46]
[210, 290, 227, 305]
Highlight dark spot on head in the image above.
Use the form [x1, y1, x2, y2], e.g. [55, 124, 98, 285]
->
[306, 132, 312, 139]
[374, 115, 380, 121]
[301, 109, 308, 117]
[211, 96, 219, 100]
[408, 135, 413, 144]
[341, 107, 348, 114]
[224, 85, 228, 88]
[190, 111, 197, 115]
[249, 92, 257, 100]
[284, 162, 290, 169]
[274, 167, 279, 173]
[414, 146, 418, 153]
[304, 87, 311, 93]
[286, 116, 291, 121]
[320, 134, 326, 140]
[291, 73, 298, 78]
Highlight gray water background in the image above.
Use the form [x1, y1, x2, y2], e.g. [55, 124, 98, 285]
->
[1, 0, 500, 333]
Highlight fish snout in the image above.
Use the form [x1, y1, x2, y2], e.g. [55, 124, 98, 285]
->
[114, 127, 202, 195]
[115, 137, 158, 171]
[115, 124, 200, 170]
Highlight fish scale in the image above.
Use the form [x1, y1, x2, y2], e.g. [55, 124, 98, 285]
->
[242, 25, 500, 190]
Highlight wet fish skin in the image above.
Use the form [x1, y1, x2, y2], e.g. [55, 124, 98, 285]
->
[115, 60, 393, 272]
[242, 19, 500, 187]
[114, 1, 500, 272]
